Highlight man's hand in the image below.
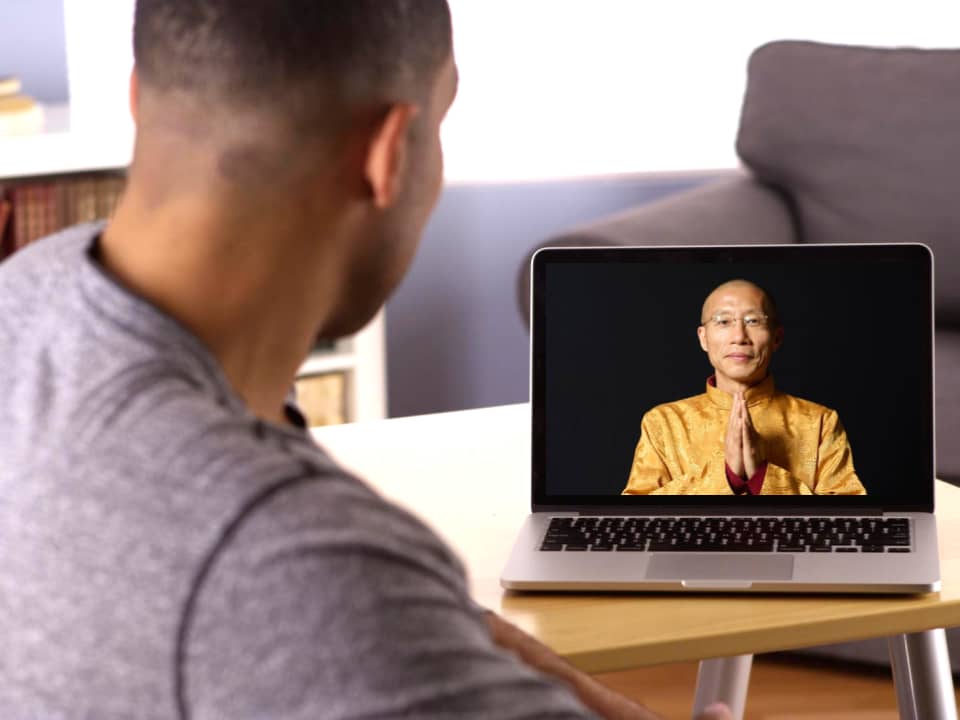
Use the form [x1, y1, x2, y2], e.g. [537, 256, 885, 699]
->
[739, 393, 764, 478]
[724, 393, 745, 478]
[484, 611, 732, 720]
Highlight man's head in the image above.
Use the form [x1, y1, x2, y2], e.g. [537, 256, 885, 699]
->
[697, 279, 783, 391]
[133, 0, 453, 136]
[130, 0, 456, 337]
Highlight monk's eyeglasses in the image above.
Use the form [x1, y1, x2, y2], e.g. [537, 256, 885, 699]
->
[702, 312, 771, 330]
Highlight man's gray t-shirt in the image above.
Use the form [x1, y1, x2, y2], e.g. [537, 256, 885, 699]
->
[0, 225, 592, 718]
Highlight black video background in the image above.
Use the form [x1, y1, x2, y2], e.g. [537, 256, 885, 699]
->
[542, 260, 930, 503]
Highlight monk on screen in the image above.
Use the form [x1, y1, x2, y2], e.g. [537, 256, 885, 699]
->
[623, 279, 866, 496]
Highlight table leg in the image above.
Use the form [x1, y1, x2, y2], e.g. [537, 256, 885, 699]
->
[692, 654, 753, 720]
[888, 629, 957, 720]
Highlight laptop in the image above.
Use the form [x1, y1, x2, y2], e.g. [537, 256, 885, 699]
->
[501, 243, 940, 593]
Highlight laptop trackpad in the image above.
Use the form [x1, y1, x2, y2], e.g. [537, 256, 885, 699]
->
[647, 554, 794, 581]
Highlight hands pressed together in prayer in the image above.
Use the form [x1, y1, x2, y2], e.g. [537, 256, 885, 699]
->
[724, 392, 765, 479]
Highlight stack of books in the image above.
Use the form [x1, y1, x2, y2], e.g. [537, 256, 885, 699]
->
[0, 76, 44, 136]
[0, 173, 126, 259]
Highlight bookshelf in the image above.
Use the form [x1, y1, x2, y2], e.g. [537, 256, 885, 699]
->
[0, 104, 387, 425]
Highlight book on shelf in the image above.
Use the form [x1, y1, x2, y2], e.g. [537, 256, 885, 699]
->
[0, 198, 10, 255]
[295, 371, 348, 427]
[0, 172, 126, 260]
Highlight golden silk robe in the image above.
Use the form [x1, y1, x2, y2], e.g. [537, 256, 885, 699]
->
[622, 377, 866, 496]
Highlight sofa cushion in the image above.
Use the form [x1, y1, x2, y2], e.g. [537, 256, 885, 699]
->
[513, 176, 797, 328]
[936, 330, 960, 483]
[736, 41, 960, 322]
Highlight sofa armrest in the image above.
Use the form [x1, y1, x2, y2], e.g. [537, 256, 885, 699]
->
[517, 175, 798, 328]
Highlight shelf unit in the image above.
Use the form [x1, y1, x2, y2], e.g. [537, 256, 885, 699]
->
[0, 104, 387, 424]
[299, 311, 387, 424]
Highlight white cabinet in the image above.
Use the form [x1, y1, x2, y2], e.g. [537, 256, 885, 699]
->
[297, 312, 387, 424]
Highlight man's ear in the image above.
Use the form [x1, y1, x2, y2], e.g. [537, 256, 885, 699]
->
[129, 68, 139, 124]
[697, 325, 708, 352]
[772, 326, 784, 351]
[364, 103, 419, 209]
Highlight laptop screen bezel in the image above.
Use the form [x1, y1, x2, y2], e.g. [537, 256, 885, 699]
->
[529, 243, 935, 513]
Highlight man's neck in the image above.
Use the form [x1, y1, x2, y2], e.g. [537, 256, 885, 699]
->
[99, 182, 346, 423]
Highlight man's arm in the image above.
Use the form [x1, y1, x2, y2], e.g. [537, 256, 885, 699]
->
[812, 410, 866, 495]
[737, 404, 863, 495]
[625, 410, 739, 495]
[623, 414, 677, 494]
[185, 478, 692, 718]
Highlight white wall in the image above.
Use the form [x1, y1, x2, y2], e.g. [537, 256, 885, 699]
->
[63, 0, 135, 133]
[442, 0, 960, 181]
[61, 1, 960, 180]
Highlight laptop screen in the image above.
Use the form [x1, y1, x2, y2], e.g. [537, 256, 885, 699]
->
[531, 244, 934, 510]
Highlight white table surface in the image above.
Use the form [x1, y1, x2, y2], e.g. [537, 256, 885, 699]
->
[311, 403, 960, 673]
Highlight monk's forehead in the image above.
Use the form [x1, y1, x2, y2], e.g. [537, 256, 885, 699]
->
[702, 282, 766, 314]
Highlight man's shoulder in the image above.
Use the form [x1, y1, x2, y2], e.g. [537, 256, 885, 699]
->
[0, 223, 98, 324]
[773, 390, 837, 419]
[69, 379, 463, 587]
[92, 387, 449, 558]
[209, 458, 467, 585]
[82, 381, 337, 496]
[0, 222, 98, 284]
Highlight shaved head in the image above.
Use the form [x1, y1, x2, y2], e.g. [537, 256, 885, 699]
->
[701, 279, 779, 328]
[133, 0, 452, 139]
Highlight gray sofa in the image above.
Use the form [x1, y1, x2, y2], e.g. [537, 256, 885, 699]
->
[518, 40, 960, 669]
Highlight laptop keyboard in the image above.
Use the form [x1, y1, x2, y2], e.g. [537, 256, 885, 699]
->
[540, 516, 912, 553]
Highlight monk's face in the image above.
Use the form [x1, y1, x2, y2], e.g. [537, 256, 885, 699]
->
[697, 282, 783, 390]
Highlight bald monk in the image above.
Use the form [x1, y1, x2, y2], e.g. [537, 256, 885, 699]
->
[623, 280, 866, 496]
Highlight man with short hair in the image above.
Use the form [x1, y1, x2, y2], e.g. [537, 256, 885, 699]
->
[624, 279, 865, 495]
[0, 1, 730, 718]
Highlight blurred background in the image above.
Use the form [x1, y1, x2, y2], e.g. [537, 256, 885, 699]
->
[1, 0, 957, 417]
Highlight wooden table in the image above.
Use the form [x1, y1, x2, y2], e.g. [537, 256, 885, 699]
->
[313, 403, 960, 719]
